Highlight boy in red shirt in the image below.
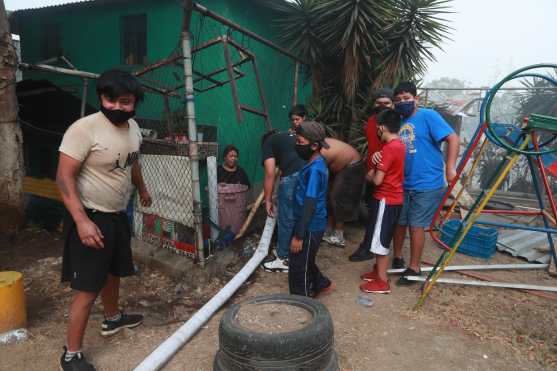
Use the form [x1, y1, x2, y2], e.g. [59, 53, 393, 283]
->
[350, 109, 405, 293]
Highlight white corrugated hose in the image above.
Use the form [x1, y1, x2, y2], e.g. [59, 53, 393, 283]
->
[134, 217, 276, 371]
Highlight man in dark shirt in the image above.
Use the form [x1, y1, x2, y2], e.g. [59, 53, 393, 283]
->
[261, 105, 307, 272]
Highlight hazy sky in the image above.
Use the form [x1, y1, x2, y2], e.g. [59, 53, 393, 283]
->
[6, 0, 557, 86]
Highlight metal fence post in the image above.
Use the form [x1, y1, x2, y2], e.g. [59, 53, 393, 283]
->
[182, 26, 205, 267]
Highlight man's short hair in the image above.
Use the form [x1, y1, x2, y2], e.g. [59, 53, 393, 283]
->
[393, 81, 417, 97]
[97, 69, 144, 102]
[377, 109, 402, 133]
[289, 104, 307, 118]
[374, 87, 393, 101]
[261, 129, 279, 147]
[222, 144, 239, 159]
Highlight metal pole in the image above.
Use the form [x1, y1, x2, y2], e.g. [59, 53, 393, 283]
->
[222, 36, 243, 123]
[19, 62, 169, 96]
[19, 62, 98, 79]
[250, 52, 272, 130]
[292, 62, 299, 107]
[474, 219, 557, 234]
[388, 263, 548, 274]
[80, 78, 88, 117]
[162, 94, 172, 138]
[192, 2, 306, 65]
[407, 276, 557, 292]
[525, 145, 557, 268]
[182, 2, 205, 267]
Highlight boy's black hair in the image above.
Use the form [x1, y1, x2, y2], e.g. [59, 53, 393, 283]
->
[377, 109, 402, 133]
[261, 129, 279, 147]
[393, 81, 417, 98]
[222, 144, 239, 159]
[374, 87, 393, 100]
[289, 104, 307, 118]
[97, 69, 144, 102]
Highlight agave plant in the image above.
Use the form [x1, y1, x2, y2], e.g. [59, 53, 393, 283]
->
[266, 0, 453, 143]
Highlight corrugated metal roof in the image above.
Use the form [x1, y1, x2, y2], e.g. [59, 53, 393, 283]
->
[13, 0, 92, 13]
[11, 0, 136, 14]
[11, 0, 278, 14]
[497, 229, 555, 264]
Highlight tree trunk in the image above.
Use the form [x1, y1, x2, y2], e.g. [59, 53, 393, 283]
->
[0, 0, 24, 236]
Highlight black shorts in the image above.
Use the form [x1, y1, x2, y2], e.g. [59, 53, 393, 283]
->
[364, 197, 402, 256]
[61, 209, 135, 293]
[329, 160, 366, 222]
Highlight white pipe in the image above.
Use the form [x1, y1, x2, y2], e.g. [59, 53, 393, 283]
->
[134, 217, 276, 371]
[388, 263, 548, 274]
[406, 276, 557, 292]
[182, 29, 205, 266]
[207, 156, 219, 241]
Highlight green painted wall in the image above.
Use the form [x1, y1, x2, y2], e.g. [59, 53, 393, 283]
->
[14, 0, 310, 184]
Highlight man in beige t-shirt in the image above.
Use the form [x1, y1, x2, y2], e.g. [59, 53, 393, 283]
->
[56, 70, 151, 371]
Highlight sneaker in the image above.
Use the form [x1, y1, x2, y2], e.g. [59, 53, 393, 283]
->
[262, 256, 289, 272]
[312, 281, 335, 298]
[101, 312, 143, 336]
[322, 231, 336, 245]
[360, 266, 378, 282]
[262, 250, 277, 263]
[360, 279, 391, 294]
[396, 268, 421, 287]
[324, 232, 346, 248]
[348, 246, 375, 262]
[60, 347, 96, 371]
[392, 257, 405, 270]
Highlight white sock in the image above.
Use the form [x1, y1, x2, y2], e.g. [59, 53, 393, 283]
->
[65, 349, 82, 362]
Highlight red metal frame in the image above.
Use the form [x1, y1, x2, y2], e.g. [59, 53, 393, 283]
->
[428, 122, 488, 251]
[429, 124, 557, 254]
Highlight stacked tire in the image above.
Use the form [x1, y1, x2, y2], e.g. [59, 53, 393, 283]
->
[214, 294, 339, 371]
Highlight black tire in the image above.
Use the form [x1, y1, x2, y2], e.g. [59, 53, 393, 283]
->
[213, 350, 340, 371]
[215, 293, 337, 371]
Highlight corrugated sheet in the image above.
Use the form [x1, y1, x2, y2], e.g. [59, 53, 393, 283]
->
[11, 0, 280, 14]
[497, 229, 555, 264]
[11, 0, 141, 14]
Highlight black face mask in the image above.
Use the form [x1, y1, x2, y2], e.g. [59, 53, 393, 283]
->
[372, 106, 389, 115]
[100, 106, 135, 125]
[295, 143, 314, 161]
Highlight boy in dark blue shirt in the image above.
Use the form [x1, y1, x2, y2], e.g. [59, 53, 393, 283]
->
[289, 121, 332, 297]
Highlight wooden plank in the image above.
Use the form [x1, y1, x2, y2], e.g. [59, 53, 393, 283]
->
[23, 177, 62, 202]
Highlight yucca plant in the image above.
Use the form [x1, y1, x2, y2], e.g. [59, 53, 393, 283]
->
[265, 0, 453, 144]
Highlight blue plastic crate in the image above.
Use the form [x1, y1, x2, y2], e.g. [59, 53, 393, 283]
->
[440, 220, 498, 259]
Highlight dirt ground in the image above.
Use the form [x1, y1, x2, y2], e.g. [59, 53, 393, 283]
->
[1, 224, 556, 371]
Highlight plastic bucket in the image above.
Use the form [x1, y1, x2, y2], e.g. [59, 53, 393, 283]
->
[218, 183, 249, 235]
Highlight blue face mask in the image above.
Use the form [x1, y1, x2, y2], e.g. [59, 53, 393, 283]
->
[395, 100, 415, 118]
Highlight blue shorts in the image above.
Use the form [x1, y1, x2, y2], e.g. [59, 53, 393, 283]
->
[398, 187, 447, 228]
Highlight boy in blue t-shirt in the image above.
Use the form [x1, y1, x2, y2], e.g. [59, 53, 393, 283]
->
[385, 81, 460, 286]
[289, 121, 332, 297]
